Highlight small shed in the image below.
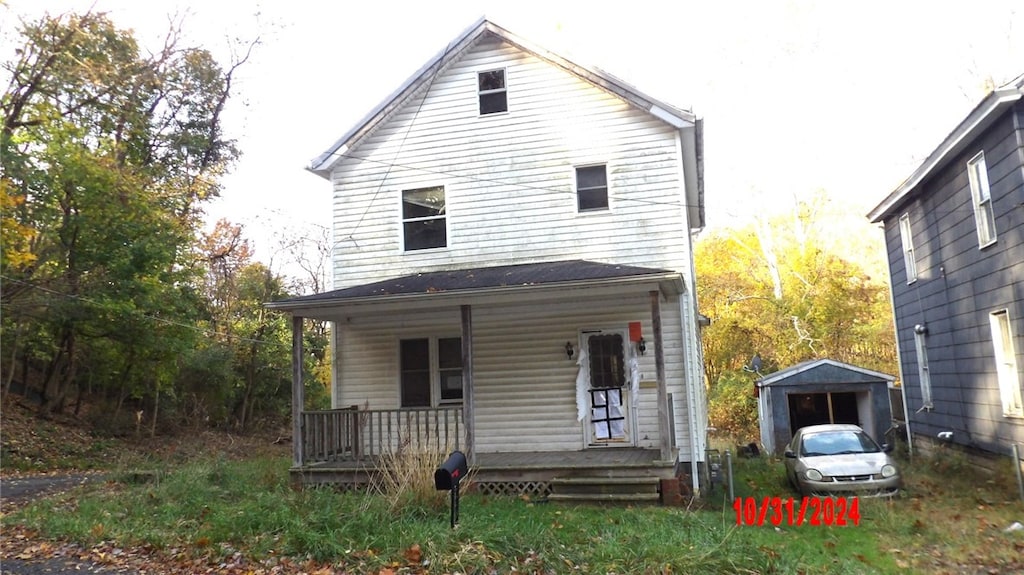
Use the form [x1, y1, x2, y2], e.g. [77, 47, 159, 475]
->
[756, 359, 896, 455]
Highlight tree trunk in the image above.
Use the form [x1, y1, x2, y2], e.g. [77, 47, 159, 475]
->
[3, 318, 23, 399]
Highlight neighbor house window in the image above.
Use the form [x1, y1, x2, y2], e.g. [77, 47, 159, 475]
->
[990, 310, 1023, 417]
[576, 165, 609, 212]
[899, 213, 917, 283]
[967, 151, 997, 246]
[913, 330, 933, 410]
[400, 337, 463, 408]
[478, 69, 507, 115]
[402, 186, 446, 251]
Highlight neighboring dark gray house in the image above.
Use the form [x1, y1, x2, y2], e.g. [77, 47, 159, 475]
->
[756, 359, 895, 455]
[867, 74, 1024, 457]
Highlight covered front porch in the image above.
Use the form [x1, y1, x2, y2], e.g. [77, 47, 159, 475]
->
[269, 260, 698, 499]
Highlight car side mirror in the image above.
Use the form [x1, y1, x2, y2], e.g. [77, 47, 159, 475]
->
[882, 443, 893, 453]
[784, 449, 797, 459]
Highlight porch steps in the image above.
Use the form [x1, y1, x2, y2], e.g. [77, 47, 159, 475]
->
[547, 476, 661, 505]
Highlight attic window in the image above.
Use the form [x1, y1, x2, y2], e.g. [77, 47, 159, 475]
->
[478, 69, 507, 115]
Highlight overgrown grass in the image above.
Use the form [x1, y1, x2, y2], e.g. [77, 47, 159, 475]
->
[5, 448, 1023, 574]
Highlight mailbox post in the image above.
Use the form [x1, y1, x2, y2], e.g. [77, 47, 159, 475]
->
[434, 450, 468, 529]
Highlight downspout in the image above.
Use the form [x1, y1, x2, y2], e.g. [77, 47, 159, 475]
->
[882, 226, 914, 457]
[682, 283, 702, 496]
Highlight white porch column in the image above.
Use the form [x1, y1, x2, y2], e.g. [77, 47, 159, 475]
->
[291, 315, 305, 468]
[650, 291, 672, 461]
[461, 305, 476, 465]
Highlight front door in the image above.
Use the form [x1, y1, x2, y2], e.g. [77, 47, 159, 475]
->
[583, 330, 633, 446]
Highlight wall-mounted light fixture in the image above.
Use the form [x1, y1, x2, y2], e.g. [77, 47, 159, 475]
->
[565, 341, 575, 360]
[638, 337, 646, 356]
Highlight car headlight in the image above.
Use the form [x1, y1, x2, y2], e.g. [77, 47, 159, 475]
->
[881, 464, 897, 478]
[804, 469, 823, 481]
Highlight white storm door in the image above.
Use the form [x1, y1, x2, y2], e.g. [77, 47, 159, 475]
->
[584, 330, 633, 446]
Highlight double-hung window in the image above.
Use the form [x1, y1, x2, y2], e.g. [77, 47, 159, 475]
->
[400, 337, 463, 408]
[899, 213, 917, 283]
[478, 69, 507, 115]
[576, 164, 609, 212]
[913, 329, 932, 410]
[967, 151, 997, 246]
[990, 310, 1022, 417]
[402, 186, 446, 251]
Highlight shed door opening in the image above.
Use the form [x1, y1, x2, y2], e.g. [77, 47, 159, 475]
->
[788, 391, 860, 434]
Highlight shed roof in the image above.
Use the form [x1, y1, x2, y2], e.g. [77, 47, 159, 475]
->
[757, 359, 895, 388]
[867, 73, 1024, 223]
[267, 259, 682, 312]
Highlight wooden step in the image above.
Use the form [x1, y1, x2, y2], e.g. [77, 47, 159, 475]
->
[548, 475, 662, 504]
[547, 492, 661, 504]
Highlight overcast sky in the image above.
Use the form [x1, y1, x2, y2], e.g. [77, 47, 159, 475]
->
[4, 1, 1023, 277]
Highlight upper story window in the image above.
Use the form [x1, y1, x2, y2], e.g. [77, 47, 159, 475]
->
[967, 151, 997, 247]
[899, 213, 917, 283]
[478, 69, 507, 115]
[402, 186, 446, 251]
[990, 310, 1022, 417]
[576, 164, 609, 212]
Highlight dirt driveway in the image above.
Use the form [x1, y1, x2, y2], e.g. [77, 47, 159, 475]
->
[1, 473, 138, 575]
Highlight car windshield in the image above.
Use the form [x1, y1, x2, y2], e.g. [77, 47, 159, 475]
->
[800, 430, 881, 456]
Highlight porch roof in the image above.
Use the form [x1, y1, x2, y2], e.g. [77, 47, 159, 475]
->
[266, 259, 683, 317]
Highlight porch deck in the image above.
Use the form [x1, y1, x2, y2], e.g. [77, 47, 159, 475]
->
[291, 447, 676, 498]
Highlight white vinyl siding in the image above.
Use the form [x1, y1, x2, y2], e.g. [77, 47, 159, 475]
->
[990, 310, 1023, 417]
[329, 40, 690, 290]
[898, 213, 917, 283]
[332, 292, 694, 459]
[967, 151, 997, 247]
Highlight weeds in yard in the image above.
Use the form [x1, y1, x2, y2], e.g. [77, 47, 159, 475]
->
[5, 447, 1024, 574]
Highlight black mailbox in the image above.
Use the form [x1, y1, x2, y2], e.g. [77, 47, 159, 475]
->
[434, 450, 468, 491]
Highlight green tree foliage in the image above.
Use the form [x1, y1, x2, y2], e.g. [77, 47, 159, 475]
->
[0, 11, 317, 433]
[696, 193, 896, 441]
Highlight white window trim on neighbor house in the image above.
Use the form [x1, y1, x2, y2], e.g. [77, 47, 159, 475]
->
[899, 212, 917, 283]
[575, 163, 610, 213]
[399, 336, 464, 408]
[967, 151, 997, 248]
[989, 310, 1023, 417]
[477, 68, 508, 116]
[401, 185, 448, 252]
[913, 329, 933, 410]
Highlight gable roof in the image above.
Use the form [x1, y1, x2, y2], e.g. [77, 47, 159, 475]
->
[267, 259, 682, 313]
[308, 18, 705, 229]
[756, 358, 895, 388]
[867, 73, 1024, 223]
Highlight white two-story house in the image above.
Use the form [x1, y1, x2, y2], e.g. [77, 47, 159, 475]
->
[269, 18, 708, 502]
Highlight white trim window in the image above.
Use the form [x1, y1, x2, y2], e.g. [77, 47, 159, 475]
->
[913, 330, 933, 410]
[399, 337, 463, 408]
[967, 151, 997, 247]
[576, 164, 609, 212]
[402, 185, 446, 251]
[989, 310, 1023, 417]
[478, 69, 507, 115]
[899, 213, 917, 283]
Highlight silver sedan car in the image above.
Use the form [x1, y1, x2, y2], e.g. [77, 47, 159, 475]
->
[784, 424, 900, 497]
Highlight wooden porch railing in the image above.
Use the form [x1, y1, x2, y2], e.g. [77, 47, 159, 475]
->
[301, 406, 464, 465]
